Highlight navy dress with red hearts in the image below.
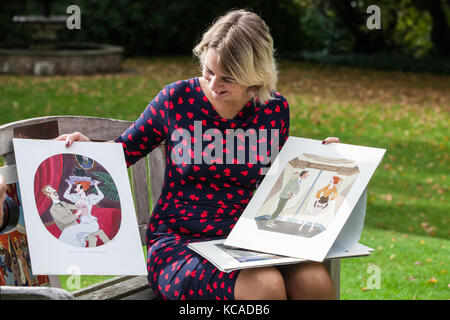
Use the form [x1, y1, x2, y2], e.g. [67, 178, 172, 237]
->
[115, 77, 289, 300]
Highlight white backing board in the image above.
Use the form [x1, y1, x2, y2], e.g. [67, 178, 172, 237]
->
[13, 138, 147, 275]
[225, 136, 385, 262]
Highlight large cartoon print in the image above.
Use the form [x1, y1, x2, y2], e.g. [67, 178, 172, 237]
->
[34, 154, 121, 248]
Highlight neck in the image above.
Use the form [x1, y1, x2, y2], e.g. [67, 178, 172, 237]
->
[215, 103, 247, 120]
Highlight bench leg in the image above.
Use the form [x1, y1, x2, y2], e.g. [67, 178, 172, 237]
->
[324, 258, 340, 300]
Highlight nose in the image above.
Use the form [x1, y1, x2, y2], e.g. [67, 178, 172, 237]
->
[209, 75, 221, 91]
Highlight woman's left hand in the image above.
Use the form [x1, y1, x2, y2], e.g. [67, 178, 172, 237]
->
[322, 137, 340, 144]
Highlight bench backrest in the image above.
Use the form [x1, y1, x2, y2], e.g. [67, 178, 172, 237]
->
[0, 116, 165, 245]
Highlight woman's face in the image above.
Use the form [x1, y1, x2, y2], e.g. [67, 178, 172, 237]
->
[75, 183, 85, 195]
[202, 48, 250, 104]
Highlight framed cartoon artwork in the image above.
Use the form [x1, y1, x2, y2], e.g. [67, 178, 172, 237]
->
[12, 138, 147, 276]
[0, 165, 52, 287]
[225, 136, 385, 262]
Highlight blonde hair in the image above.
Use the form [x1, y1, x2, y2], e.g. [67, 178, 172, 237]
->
[193, 9, 278, 103]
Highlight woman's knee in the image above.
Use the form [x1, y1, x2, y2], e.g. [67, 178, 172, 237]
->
[235, 267, 287, 300]
[282, 262, 335, 300]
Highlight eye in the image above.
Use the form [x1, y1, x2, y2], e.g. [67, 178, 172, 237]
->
[203, 65, 213, 75]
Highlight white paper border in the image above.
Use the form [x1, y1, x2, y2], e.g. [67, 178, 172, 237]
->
[225, 136, 385, 261]
[13, 138, 147, 275]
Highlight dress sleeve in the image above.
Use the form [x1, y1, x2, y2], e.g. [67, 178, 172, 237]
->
[115, 86, 170, 167]
[255, 95, 290, 189]
[278, 97, 290, 151]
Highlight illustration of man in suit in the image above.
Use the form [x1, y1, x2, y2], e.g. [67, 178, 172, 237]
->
[266, 170, 309, 227]
[42, 185, 79, 232]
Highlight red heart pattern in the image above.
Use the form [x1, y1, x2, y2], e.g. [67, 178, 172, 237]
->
[114, 77, 289, 300]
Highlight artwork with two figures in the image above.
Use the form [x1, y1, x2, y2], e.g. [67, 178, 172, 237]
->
[255, 153, 359, 238]
[35, 153, 121, 249]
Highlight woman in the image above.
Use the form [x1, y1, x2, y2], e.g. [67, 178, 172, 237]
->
[299, 176, 341, 234]
[59, 178, 105, 247]
[58, 9, 339, 300]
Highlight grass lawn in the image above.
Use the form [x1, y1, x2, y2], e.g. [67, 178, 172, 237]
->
[1, 57, 448, 299]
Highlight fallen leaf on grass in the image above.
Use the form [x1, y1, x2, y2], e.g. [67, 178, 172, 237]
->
[428, 278, 438, 284]
[420, 222, 437, 236]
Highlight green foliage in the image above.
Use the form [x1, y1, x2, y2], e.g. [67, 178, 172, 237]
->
[91, 171, 119, 202]
[394, 5, 434, 58]
[2, 0, 448, 61]
[0, 0, 307, 56]
[283, 51, 450, 74]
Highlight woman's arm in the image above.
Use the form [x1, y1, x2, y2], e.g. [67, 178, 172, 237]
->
[63, 183, 78, 203]
[55, 86, 169, 168]
[114, 86, 169, 167]
[89, 182, 105, 205]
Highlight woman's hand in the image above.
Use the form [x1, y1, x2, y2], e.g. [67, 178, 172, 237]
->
[55, 132, 91, 147]
[322, 137, 340, 144]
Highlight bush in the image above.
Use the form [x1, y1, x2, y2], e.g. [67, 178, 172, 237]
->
[283, 51, 450, 75]
[0, 0, 307, 57]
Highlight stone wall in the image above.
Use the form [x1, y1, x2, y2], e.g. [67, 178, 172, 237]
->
[0, 43, 123, 75]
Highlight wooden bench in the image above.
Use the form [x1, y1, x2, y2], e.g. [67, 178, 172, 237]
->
[0, 115, 341, 300]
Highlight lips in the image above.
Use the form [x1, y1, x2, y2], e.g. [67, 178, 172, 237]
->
[213, 89, 227, 95]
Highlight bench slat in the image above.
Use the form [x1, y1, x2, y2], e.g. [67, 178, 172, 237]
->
[0, 116, 344, 300]
[121, 288, 158, 300]
[73, 276, 153, 300]
[0, 286, 74, 300]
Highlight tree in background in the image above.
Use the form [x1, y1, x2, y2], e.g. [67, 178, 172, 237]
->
[0, 0, 448, 59]
[411, 0, 450, 56]
[315, 0, 449, 57]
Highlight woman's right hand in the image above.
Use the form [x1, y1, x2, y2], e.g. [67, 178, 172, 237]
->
[55, 132, 91, 147]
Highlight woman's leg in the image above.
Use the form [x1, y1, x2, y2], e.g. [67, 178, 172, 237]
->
[279, 262, 335, 300]
[234, 267, 287, 300]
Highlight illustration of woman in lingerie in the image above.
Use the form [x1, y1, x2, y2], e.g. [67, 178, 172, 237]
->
[59, 176, 109, 247]
[298, 176, 341, 233]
